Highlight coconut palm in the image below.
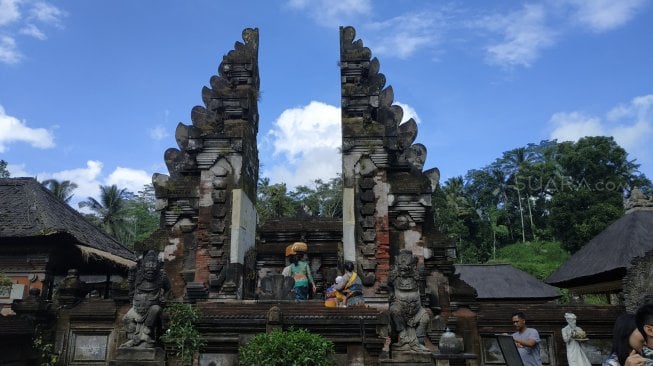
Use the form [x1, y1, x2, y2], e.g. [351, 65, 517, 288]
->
[442, 176, 475, 218]
[500, 147, 538, 243]
[79, 184, 132, 243]
[41, 179, 78, 203]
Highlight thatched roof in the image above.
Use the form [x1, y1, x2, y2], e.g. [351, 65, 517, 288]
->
[455, 264, 561, 300]
[0, 177, 135, 265]
[546, 209, 653, 288]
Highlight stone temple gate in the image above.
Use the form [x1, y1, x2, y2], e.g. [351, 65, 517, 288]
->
[150, 26, 449, 304]
[139, 26, 478, 365]
[4, 26, 629, 366]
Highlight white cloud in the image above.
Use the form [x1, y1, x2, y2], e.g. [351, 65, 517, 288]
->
[567, 0, 647, 32]
[0, 35, 22, 64]
[265, 146, 342, 188]
[263, 100, 423, 187]
[0, 1, 66, 64]
[6, 163, 30, 177]
[365, 11, 446, 59]
[472, 1, 647, 68]
[0, 0, 21, 26]
[38, 160, 104, 202]
[0, 104, 55, 152]
[264, 101, 341, 187]
[148, 125, 169, 141]
[29, 161, 152, 209]
[605, 95, 653, 151]
[549, 94, 653, 172]
[477, 4, 556, 68]
[270, 101, 341, 159]
[28, 1, 66, 27]
[607, 95, 653, 122]
[395, 102, 421, 124]
[549, 111, 606, 140]
[285, 0, 371, 27]
[106, 167, 152, 194]
[19, 23, 46, 40]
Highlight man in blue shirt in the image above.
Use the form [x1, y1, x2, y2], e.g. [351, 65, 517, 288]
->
[512, 311, 542, 366]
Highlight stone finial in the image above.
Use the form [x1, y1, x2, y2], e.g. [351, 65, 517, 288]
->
[625, 187, 653, 213]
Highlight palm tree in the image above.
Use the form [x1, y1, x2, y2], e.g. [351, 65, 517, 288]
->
[442, 177, 474, 216]
[79, 185, 132, 243]
[501, 147, 537, 243]
[41, 179, 78, 203]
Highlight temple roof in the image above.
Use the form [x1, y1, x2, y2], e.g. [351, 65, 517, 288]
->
[546, 209, 653, 288]
[455, 264, 561, 300]
[0, 177, 135, 264]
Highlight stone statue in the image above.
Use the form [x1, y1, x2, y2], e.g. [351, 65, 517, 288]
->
[626, 187, 653, 211]
[61, 269, 82, 291]
[562, 313, 591, 366]
[56, 268, 86, 306]
[122, 293, 158, 348]
[388, 250, 431, 353]
[120, 250, 170, 348]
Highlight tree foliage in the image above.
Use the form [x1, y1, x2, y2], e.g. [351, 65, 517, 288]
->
[548, 137, 635, 252]
[41, 179, 78, 203]
[0, 159, 9, 178]
[487, 241, 571, 280]
[256, 176, 343, 225]
[123, 184, 159, 245]
[79, 185, 132, 243]
[161, 303, 205, 366]
[33, 324, 59, 366]
[78, 184, 158, 249]
[0, 272, 12, 289]
[433, 137, 651, 262]
[291, 176, 343, 218]
[257, 178, 297, 224]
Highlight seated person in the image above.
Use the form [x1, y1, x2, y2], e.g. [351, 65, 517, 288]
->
[334, 261, 365, 307]
[324, 276, 346, 308]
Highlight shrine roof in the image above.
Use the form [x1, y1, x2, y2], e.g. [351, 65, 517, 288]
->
[546, 209, 653, 288]
[0, 177, 135, 263]
[455, 264, 561, 300]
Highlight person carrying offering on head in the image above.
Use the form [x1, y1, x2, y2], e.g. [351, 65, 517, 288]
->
[287, 242, 316, 301]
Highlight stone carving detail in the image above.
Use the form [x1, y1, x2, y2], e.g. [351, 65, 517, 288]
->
[266, 305, 283, 333]
[388, 250, 431, 353]
[120, 250, 170, 348]
[258, 274, 295, 301]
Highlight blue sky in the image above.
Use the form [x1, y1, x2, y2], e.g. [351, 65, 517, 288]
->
[1, 0, 652, 207]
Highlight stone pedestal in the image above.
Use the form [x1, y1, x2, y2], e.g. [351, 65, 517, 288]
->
[379, 350, 434, 366]
[109, 347, 165, 366]
[431, 352, 478, 366]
